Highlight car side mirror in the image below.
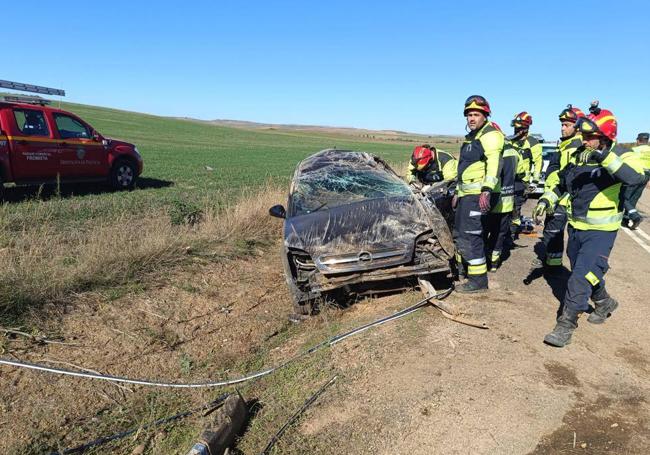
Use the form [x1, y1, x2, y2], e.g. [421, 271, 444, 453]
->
[269, 204, 286, 219]
[92, 131, 101, 142]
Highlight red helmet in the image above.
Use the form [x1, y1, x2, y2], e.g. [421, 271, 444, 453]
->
[464, 95, 491, 116]
[411, 145, 435, 171]
[578, 109, 617, 141]
[558, 104, 585, 123]
[511, 111, 533, 128]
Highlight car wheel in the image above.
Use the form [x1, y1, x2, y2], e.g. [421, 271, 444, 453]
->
[110, 159, 137, 190]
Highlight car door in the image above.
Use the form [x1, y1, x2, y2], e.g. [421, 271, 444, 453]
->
[8, 107, 59, 181]
[53, 112, 107, 178]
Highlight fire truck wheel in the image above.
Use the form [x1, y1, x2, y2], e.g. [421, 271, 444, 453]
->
[110, 159, 137, 190]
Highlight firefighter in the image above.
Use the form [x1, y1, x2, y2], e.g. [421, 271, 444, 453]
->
[621, 132, 650, 229]
[533, 105, 584, 270]
[407, 144, 458, 187]
[484, 139, 517, 272]
[509, 112, 542, 239]
[454, 95, 504, 293]
[537, 107, 645, 347]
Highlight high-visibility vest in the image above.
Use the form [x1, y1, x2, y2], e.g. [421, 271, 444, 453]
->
[632, 144, 650, 172]
[541, 134, 582, 208]
[457, 122, 504, 197]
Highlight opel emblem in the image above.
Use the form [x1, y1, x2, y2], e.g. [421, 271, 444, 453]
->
[358, 251, 372, 262]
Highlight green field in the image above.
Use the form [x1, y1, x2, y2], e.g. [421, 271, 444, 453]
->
[0, 101, 459, 321]
[2, 101, 459, 227]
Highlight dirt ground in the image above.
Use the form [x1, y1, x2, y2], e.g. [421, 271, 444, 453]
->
[2, 192, 650, 454]
[300, 192, 650, 455]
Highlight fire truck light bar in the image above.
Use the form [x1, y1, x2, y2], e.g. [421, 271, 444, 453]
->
[2, 95, 51, 105]
[0, 80, 65, 96]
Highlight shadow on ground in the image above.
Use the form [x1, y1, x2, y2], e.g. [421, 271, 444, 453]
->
[0, 177, 173, 203]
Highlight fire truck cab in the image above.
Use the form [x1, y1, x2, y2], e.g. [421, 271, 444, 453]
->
[0, 83, 142, 191]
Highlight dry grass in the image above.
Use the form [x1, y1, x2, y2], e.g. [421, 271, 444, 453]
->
[0, 182, 429, 454]
[0, 184, 287, 325]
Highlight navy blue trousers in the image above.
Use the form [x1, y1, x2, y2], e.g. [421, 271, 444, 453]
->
[564, 226, 617, 312]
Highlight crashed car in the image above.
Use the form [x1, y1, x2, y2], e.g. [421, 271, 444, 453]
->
[269, 149, 455, 314]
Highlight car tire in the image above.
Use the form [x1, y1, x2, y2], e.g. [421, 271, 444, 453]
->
[110, 159, 137, 190]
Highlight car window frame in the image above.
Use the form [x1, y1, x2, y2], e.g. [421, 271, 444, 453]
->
[53, 112, 92, 140]
[13, 107, 51, 137]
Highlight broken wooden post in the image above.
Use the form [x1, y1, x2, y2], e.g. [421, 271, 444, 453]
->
[185, 392, 248, 455]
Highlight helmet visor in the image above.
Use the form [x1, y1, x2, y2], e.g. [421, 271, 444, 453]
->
[576, 117, 602, 137]
[464, 95, 489, 113]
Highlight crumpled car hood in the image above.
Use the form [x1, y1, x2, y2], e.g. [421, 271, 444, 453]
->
[284, 195, 451, 262]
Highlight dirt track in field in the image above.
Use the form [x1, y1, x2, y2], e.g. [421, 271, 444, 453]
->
[2, 192, 650, 454]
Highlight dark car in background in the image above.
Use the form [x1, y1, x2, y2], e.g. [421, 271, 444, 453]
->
[269, 149, 454, 314]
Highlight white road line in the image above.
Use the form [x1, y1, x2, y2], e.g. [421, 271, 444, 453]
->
[621, 228, 650, 255]
[634, 227, 650, 243]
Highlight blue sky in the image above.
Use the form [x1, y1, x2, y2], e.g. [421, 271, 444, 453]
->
[3, 1, 649, 141]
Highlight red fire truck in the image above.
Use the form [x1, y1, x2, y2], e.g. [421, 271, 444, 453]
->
[0, 80, 142, 191]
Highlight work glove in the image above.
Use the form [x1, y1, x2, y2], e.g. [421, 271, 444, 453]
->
[528, 180, 538, 194]
[577, 148, 606, 164]
[533, 200, 548, 225]
[409, 181, 422, 191]
[421, 184, 433, 194]
[478, 190, 491, 213]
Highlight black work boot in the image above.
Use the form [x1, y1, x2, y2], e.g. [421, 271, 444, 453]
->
[489, 259, 500, 273]
[588, 297, 619, 324]
[544, 307, 579, 347]
[630, 217, 642, 230]
[544, 264, 563, 276]
[456, 274, 488, 294]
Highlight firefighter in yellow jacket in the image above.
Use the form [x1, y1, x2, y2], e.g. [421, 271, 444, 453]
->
[533, 105, 584, 270]
[536, 106, 645, 347]
[509, 112, 542, 239]
[406, 144, 458, 187]
[454, 95, 504, 293]
[621, 132, 650, 229]
[485, 138, 518, 272]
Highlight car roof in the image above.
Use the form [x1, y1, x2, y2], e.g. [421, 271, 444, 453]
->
[0, 101, 78, 117]
[297, 149, 382, 174]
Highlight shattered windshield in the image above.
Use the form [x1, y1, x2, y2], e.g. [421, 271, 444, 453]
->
[290, 151, 411, 216]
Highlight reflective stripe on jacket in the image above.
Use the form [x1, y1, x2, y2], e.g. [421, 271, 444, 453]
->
[491, 144, 518, 214]
[511, 135, 541, 183]
[541, 134, 582, 208]
[457, 122, 504, 197]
